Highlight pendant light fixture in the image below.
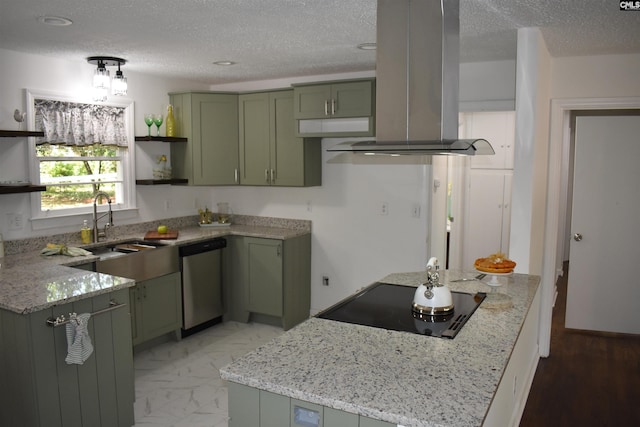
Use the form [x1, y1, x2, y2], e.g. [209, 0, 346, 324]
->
[87, 56, 127, 101]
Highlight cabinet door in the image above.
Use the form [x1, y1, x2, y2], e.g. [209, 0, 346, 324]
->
[193, 93, 239, 185]
[245, 237, 283, 317]
[137, 272, 182, 344]
[331, 81, 373, 118]
[324, 407, 358, 427]
[262, 390, 291, 427]
[239, 92, 271, 185]
[271, 91, 306, 186]
[359, 417, 395, 427]
[462, 170, 512, 269]
[228, 382, 259, 427]
[293, 84, 332, 119]
[466, 111, 515, 170]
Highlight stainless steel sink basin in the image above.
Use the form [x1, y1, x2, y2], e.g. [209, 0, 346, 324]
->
[90, 239, 179, 282]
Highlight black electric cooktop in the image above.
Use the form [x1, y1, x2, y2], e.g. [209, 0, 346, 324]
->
[316, 282, 486, 339]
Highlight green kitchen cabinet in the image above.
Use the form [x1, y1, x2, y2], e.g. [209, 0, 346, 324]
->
[0, 288, 134, 427]
[359, 417, 395, 427]
[325, 408, 359, 426]
[224, 234, 311, 330]
[239, 90, 321, 187]
[228, 382, 259, 427]
[293, 79, 374, 119]
[228, 382, 394, 427]
[169, 92, 239, 185]
[130, 271, 182, 346]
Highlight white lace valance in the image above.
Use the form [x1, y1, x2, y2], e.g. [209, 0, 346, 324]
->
[34, 99, 128, 147]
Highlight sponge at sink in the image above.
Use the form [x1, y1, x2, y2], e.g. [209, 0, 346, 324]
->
[41, 243, 92, 257]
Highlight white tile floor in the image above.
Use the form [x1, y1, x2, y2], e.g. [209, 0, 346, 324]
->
[133, 322, 284, 427]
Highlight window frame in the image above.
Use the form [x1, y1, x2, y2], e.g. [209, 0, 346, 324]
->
[26, 89, 137, 223]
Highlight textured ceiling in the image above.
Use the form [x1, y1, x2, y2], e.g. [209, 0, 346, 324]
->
[1, 0, 639, 85]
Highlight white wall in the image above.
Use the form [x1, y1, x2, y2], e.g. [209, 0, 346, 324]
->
[510, 29, 552, 276]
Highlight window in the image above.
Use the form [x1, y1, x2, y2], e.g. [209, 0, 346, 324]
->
[36, 144, 123, 210]
[28, 91, 135, 217]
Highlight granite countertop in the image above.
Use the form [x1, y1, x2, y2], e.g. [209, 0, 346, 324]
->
[0, 221, 310, 315]
[220, 271, 540, 427]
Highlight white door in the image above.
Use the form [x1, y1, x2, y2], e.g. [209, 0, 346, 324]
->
[565, 115, 640, 334]
[462, 169, 512, 269]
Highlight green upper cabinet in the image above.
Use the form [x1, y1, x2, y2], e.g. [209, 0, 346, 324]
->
[239, 90, 321, 187]
[292, 79, 375, 137]
[293, 80, 374, 119]
[169, 92, 239, 185]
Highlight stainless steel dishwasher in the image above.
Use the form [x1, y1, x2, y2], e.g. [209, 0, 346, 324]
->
[179, 238, 227, 336]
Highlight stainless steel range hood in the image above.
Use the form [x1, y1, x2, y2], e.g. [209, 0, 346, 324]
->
[328, 0, 494, 156]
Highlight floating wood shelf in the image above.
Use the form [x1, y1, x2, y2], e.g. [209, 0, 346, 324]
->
[0, 130, 45, 137]
[136, 179, 188, 185]
[134, 136, 187, 143]
[0, 185, 47, 194]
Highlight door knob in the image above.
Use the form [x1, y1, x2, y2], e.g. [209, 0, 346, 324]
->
[573, 233, 583, 242]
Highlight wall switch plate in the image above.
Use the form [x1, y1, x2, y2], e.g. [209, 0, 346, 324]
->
[412, 204, 421, 218]
[7, 213, 24, 230]
[322, 276, 329, 286]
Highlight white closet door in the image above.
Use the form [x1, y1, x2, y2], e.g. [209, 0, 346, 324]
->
[462, 170, 510, 269]
[467, 111, 515, 170]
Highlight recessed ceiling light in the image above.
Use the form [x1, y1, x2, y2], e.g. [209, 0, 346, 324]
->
[357, 43, 376, 51]
[213, 61, 236, 66]
[37, 15, 73, 26]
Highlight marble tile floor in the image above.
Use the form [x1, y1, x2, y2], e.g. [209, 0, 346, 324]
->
[133, 321, 284, 427]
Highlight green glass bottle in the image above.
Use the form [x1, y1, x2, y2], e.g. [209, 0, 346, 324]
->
[166, 104, 176, 137]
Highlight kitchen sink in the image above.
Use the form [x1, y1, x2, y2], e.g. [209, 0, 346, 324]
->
[88, 239, 167, 260]
[90, 239, 179, 282]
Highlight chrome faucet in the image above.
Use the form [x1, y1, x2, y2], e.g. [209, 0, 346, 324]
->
[93, 192, 114, 242]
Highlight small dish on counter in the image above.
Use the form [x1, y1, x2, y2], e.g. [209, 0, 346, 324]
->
[199, 222, 231, 227]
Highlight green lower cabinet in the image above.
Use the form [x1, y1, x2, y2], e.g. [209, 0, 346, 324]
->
[360, 417, 395, 427]
[228, 382, 394, 427]
[228, 382, 259, 427]
[0, 288, 134, 427]
[225, 235, 311, 330]
[263, 391, 292, 427]
[325, 407, 359, 426]
[130, 271, 182, 346]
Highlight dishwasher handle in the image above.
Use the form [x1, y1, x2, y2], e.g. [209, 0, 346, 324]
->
[179, 238, 227, 257]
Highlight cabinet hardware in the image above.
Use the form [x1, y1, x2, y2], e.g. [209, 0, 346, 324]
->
[234, 168, 239, 184]
[46, 300, 125, 327]
[324, 99, 329, 116]
[331, 98, 336, 115]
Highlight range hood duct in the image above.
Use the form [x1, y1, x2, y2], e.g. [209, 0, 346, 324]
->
[328, 0, 494, 156]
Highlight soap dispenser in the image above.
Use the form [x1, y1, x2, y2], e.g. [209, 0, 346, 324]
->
[81, 220, 92, 244]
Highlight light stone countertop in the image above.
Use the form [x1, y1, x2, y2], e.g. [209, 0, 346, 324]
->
[220, 271, 540, 427]
[0, 222, 310, 315]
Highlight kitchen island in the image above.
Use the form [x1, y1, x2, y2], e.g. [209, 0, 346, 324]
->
[220, 271, 541, 427]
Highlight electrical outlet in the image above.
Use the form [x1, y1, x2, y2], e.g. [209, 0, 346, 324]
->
[412, 204, 421, 218]
[163, 200, 170, 211]
[322, 276, 330, 286]
[306, 200, 312, 212]
[7, 213, 24, 230]
[380, 201, 389, 215]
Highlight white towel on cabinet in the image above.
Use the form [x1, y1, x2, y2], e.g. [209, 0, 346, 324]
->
[65, 313, 94, 365]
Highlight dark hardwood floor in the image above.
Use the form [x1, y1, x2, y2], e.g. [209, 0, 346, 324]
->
[520, 262, 640, 426]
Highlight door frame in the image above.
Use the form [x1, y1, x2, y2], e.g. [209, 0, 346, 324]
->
[541, 96, 640, 356]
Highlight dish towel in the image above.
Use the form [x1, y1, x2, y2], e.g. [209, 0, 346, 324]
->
[65, 313, 94, 365]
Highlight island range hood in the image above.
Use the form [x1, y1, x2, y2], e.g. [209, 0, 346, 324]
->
[328, 0, 494, 156]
